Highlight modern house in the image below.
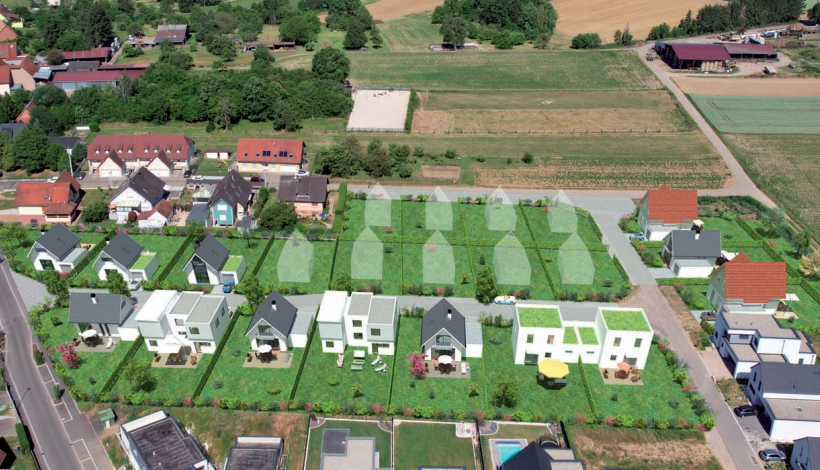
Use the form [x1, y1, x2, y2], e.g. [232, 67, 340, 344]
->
[791, 437, 820, 470]
[234, 138, 304, 174]
[88, 134, 195, 172]
[707, 253, 786, 314]
[135, 290, 230, 354]
[245, 291, 312, 353]
[421, 299, 483, 361]
[15, 172, 81, 223]
[512, 304, 654, 369]
[28, 224, 87, 273]
[713, 311, 816, 378]
[225, 437, 283, 470]
[661, 228, 721, 278]
[637, 185, 698, 241]
[317, 290, 398, 355]
[137, 199, 173, 228]
[209, 170, 252, 227]
[277, 175, 328, 219]
[318, 428, 382, 470]
[183, 234, 246, 285]
[68, 292, 139, 340]
[155, 24, 188, 45]
[96, 150, 127, 178]
[109, 167, 168, 224]
[501, 441, 586, 470]
[93, 232, 158, 282]
[747, 363, 820, 441]
[119, 411, 213, 470]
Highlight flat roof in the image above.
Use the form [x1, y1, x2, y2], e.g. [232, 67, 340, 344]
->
[368, 296, 396, 324]
[122, 411, 207, 470]
[729, 342, 760, 362]
[347, 292, 372, 316]
[226, 437, 282, 470]
[187, 295, 224, 323]
[168, 291, 201, 318]
[517, 305, 562, 329]
[759, 354, 786, 363]
[135, 290, 178, 322]
[601, 309, 651, 332]
[317, 291, 348, 323]
[767, 398, 820, 421]
[723, 312, 796, 338]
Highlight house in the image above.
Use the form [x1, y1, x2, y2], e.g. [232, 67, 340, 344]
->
[277, 175, 328, 218]
[244, 291, 312, 352]
[27, 223, 87, 272]
[209, 170, 252, 227]
[501, 441, 586, 470]
[0, 23, 17, 42]
[52, 69, 144, 93]
[714, 311, 816, 378]
[155, 24, 188, 45]
[109, 167, 168, 224]
[15, 172, 81, 223]
[0, 64, 12, 95]
[242, 42, 296, 52]
[7, 57, 39, 92]
[512, 304, 654, 369]
[661, 228, 721, 277]
[747, 363, 820, 441]
[137, 199, 173, 228]
[61, 47, 111, 62]
[707, 253, 786, 314]
[93, 232, 159, 282]
[234, 138, 304, 174]
[67, 61, 100, 72]
[49, 136, 81, 155]
[791, 437, 820, 470]
[317, 290, 398, 355]
[97, 150, 127, 178]
[0, 5, 22, 28]
[135, 289, 231, 355]
[659, 43, 730, 71]
[119, 411, 213, 470]
[421, 299, 483, 360]
[204, 149, 230, 160]
[145, 151, 174, 178]
[637, 185, 698, 241]
[15, 100, 33, 123]
[183, 234, 246, 285]
[225, 436, 283, 470]
[88, 134, 194, 172]
[0, 122, 24, 136]
[68, 292, 139, 340]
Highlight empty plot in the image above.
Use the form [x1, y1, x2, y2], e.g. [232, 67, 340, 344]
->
[690, 95, 820, 134]
[675, 77, 820, 96]
[347, 89, 411, 131]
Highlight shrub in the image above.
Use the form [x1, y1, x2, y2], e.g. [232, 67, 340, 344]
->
[521, 152, 534, 164]
[327, 376, 340, 386]
[468, 382, 479, 397]
[213, 380, 223, 389]
[571, 33, 602, 49]
[668, 397, 679, 409]
[267, 385, 282, 395]
[15, 424, 30, 454]
[614, 415, 634, 427]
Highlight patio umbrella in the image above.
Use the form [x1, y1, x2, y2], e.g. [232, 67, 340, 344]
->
[81, 329, 98, 339]
[537, 359, 569, 379]
[257, 344, 273, 354]
[617, 362, 631, 371]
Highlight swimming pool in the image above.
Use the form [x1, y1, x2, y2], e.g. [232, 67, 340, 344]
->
[497, 442, 523, 464]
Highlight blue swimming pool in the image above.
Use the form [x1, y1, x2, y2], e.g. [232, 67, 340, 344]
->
[497, 442, 523, 464]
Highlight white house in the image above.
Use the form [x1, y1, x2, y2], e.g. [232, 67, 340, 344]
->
[714, 312, 816, 378]
[747, 363, 820, 442]
[145, 152, 174, 178]
[93, 232, 158, 282]
[512, 304, 653, 370]
[137, 199, 173, 229]
[97, 150, 126, 178]
[317, 290, 398, 355]
[183, 234, 246, 285]
[791, 437, 820, 470]
[68, 292, 140, 340]
[637, 185, 698, 241]
[244, 291, 312, 352]
[661, 228, 721, 278]
[135, 290, 230, 354]
[707, 253, 786, 314]
[27, 224, 87, 273]
[119, 411, 213, 470]
[420, 299, 483, 361]
[109, 167, 168, 224]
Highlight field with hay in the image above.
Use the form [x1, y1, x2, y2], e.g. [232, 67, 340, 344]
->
[674, 77, 820, 97]
[689, 95, 820, 134]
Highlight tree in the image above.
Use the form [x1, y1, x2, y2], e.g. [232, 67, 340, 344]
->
[81, 201, 109, 224]
[571, 33, 602, 49]
[279, 13, 318, 45]
[492, 376, 518, 408]
[126, 361, 156, 392]
[313, 140, 361, 177]
[80, 3, 115, 47]
[258, 201, 297, 230]
[188, 220, 206, 243]
[11, 124, 51, 174]
[311, 48, 350, 82]
[366, 147, 393, 178]
[796, 229, 813, 256]
[0, 223, 28, 248]
[440, 17, 466, 47]
[343, 20, 368, 49]
[760, 208, 788, 236]
[475, 265, 496, 304]
[811, 3, 820, 22]
[42, 271, 68, 300]
[332, 273, 354, 293]
[240, 274, 265, 309]
[122, 44, 143, 58]
[800, 251, 820, 278]
[56, 343, 80, 369]
[370, 29, 383, 48]
[45, 49, 64, 66]
[106, 270, 130, 295]
[218, 97, 235, 131]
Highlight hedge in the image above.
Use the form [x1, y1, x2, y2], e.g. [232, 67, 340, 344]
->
[519, 201, 559, 298]
[657, 277, 711, 286]
[192, 310, 240, 398]
[155, 233, 195, 282]
[722, 240, 765, 249]
[66, 229, 115, 282]
[612, 255, 631, 287]
[588, 216, 604, 242]
[736, 217, 762, 241]
[800, 279, 820, 306]
[577, 358, 597, 417]
[289, 312, 318, 402]
[252, 233, 278, 276]
[100, 335, 144, 396]
[631, 239, 664, 249]
[331, 184, 348, 234]
[404, 89, 419, 132]
[15, 423, 30, 454]
[759, 242, 800, 278]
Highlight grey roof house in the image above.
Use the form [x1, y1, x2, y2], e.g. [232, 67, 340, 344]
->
[792, 436, 820, 470]
[27, 223, 88, 273]
[747, 362, 820, 441]
[209, 169, 252, 227]
[662, 229, 721, 278]
[245, 291, 312, 352]
[68, 292, 138, 340]
[277, 175, 328, 218]
[183, 234, 246, 285]
[109, 167, 168, 224]
[421, 299, 483, 360]
[93, 232, 158, 283]
[501, 441, 586, 470]
[119, 410, 212, 470]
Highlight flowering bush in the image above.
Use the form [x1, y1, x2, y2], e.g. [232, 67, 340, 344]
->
[604, 416, 615, 427]
[182, 397, 193, 407]
[503, 414, 513, 421]
[407, 352, 427, 380]
[279, 400, 288, 411]
[425, 243, 437, 252]
[403, 408, 413, 417]
[384, 226, 394, 233]
[304, 402, 314, 412]
[372, 404, 383, 415]
[574, 413, 586, 425]
[56, 343, 80, 369]
[435, 287, 445, 296]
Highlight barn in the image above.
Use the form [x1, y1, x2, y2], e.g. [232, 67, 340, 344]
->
[662, 43, 730, 71]
[723, 43, 778, 61]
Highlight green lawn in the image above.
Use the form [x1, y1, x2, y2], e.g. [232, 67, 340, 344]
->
[257, 240, 335, 293]
[305, 419, 392, 470]
[402, 243, 475, 297]
[401, 200, 466, 242]
[479, 423, 553, 470]
[733, 246, 780, 263]
[390, 318, 487, 414]
[220, 237, 269, 275]
[469, 246, 552, 300]
[460, 204, 532, 242]
[394, 422, 476, 470]
[331, 241, 403, 295]
[74, 234, 186, 284]
[15, 230, 107, 277]
[698, 216, 754, 242]
[194, 157, 233, 176]
[521, 206, 602, 248]
[165, 241, 197, 286]
[783, 286, 820, 334]
[380, 13, 444, 52]
[202, 315, 304, 403]
[343, 199, 403, 238]
[542, 249, 626, 299]
[110, 342, 212, 400]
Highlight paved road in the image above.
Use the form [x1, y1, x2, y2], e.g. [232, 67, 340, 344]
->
[0, 250, 113, 470]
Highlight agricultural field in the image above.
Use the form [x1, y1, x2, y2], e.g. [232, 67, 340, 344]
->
[365, 0, 444, 22]
[674, 77, 820, 97]
[689, 95, 820, 134]
[379, 13, 446, 51]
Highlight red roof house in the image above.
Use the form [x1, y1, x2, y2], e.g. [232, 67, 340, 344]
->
[235, 138, 304, 173]
[88, 134, 195, 171]
[0, 23, 17, 42]
[0, 42, 17, 60]
[645, 184, 698, 224]
[62, 47, 111, 61]
[710, 253, 787, 311]
[15, 172, 81, 221]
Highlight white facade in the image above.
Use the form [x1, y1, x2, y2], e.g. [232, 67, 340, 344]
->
[138, 210, 171, 229]
[98, 157, 125, 178]
[110, 187, 156, 224]
[29, 245, 87, 273]
[316, 291, 397, 355]
[135, 290, 230, 355]
[317, 290, 348, 353]
[96, 254, 158, 282]
[184, 255, 246, 285]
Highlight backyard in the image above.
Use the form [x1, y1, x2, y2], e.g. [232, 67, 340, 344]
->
[394, 421, 477, 470]
[73, 234, 187, 284]
[479, 423, 554, 470]
[330, 241, 403, 295]
[305, 418, 392, 470]
[110, 342, 213, 401]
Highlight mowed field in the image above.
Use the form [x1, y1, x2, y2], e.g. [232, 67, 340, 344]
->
[689, 95, 820, 134]
[365, 0, 442, 22]
[674, 76, 820, 96]
[552, 0, 718, 42]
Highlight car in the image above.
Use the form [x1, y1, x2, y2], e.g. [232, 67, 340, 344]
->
[295, 170, 310, 177]
[734, 405, 758, 417]
[758, 449, 786, 462]
[629, 232, 646, 241]
[222, 280, 235, 294]
[123, 168, 131, 176]
[183, 170, 192, 178]
[192, 175, 204, 181]
[493, 295, 516, 305]
[74, 171, 86, 180]
[127, 279, 142, 291]
[47, 176, 59, 183]
[250, 176, 264, 183]
[700, 312, 717, 322]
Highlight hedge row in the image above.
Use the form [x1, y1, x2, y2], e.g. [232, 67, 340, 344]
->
[331, 184, 348, 234]
[657, 277, 711, 286]
[15, 423, 30, 454]
[800, 279, 820, 307]
[612, 255, 632, 287]
[252, 233, 278, 276]
[192, 311, 241, 399]
[577, 358, 597, 417]
[721, 240, 763, 249]
[100, 335, 144, 396]
[404, 89, 419, 132]
[759, 242, 800, 278]
[735, 217, 762, 241]
[631, 239, 664, 249]
[519, 201, 559, 298]
[66, 229, 115, 282]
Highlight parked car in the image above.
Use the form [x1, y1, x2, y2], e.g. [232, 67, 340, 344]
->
[494, 295, 516, 305]
[47, 176, 59, 183]
[123, 168, 131, 176]
[250, 176, 264, 183]
[192, 175, 204, 181]
[295, 170, 310, 177]
[222, 280, 234, 294]
[700, 312, 717, 322]
[629, 232, 646, 241]
[758, 449, 786, 462]
[183, 170, 192, 178]
[74, 171, 86, 180]
[734, 405, 758, 417]
[127, 279, 142, 291]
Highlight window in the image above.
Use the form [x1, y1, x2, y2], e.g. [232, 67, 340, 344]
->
[190, 327, 200, 335]
[101, 256, 112, 262]
[371, 328, 381, 336]
[219, 214, 227, 221]
[565, 350, 573, 355]
[325, 341, 335, 348]
[614, 337, 621, 347]
[610, 355, 617, 361]
[39, 259, 55, 270]
[258, 325, 271, 335]
[524, 353, 538, 365]
[547, 335, 554, 345]
[35, 247, 46, 253]
[354, 333, 363, 340]
[215, 318, 220, 328]
[221, 308, 225, 317]
[526, 334, 534, 344]
[738, 334, 750, 340]
[587, 351, 595, 355]
[175, 319, 184, 326]
[149, 340, 158, 346]
[634, 338, 642, 348]
[352, 320, 362, 327]
[544, 352, 552, 358]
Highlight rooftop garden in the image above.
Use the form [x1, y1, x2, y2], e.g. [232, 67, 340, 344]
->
[578, 327, 598, 345]
[564, 327, 578, 345]
[222, 255, 243, 273]
[602, 309, 651, 332]
[517, 306, 562, 329]
[131, 253, 155, 270]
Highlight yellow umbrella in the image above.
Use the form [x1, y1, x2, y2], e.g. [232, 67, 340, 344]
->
[538, 359, 569, 379]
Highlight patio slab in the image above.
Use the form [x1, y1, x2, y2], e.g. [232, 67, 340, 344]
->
[243, 352, 294, 369]
[599, 368, 643, 386]
[425, 360, 471, 379]
[75, 338, 120, 353]
[151, 352, 203, 369]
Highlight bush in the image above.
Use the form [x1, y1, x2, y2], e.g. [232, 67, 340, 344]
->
[327, 376, 340, 386]
[571, 33, 602, 49]
[521, 152, 533, 164]
[15, 423, 30, 454]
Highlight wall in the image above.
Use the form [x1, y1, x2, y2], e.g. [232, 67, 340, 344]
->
[211, 200, 234, 227]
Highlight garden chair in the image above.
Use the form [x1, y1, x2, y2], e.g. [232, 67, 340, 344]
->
[461, 362, 467, 374]
[371, 355, 382, 366]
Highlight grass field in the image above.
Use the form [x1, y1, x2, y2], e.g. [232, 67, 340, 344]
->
[331, 241, 403, 294]
[394, 422, 477, 470]
[305, 419, 392, 470]
[73, 234, 186, 284]
[111, 342, 213, 400]
[379, 13, 444, 52]
[690, 95, 820, 134]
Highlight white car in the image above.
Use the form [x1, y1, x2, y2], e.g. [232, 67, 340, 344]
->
[295, 170, 310, 177]
[494, 296, 516, 305]
[128, 279, 142, 291]
[192, 175, 204, 181]
[47, 176, 59, 183]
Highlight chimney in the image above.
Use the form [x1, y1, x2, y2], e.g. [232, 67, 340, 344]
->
[271, 300, 277, 311]
[695, 232, 700, 240]
[91, 293, 97, 304]
[447, 308, 452, 320]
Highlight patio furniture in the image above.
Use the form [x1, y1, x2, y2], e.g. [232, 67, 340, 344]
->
[190, 355, 197, 365]
[371, 356, 382, 366]
[354, 350, 366, 360]
[438, 355, 454, 365]
[617, 362, 631, 371]
[106, 338, 114, 349]
[432, 359, 439, 370]
[246, 353, 252, 363]
[337, 354, 345, 368]
[603, 370, 609, 379]
[351, 359, 365, 371]
[631, 375, 640, 383]
[375, 364, 387, 372]
[258, 344, 273, 354]
[154, 354, 161, 363]
[461, 362, 467, 374]
[615, 370, 629, 380]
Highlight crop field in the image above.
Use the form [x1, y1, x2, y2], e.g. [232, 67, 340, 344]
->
[366, 0, 443, 21]
[689, 95, 820, 134]
[674, 77, 820, 97]
[421, 165, 461, 181]
[379, 13, 445, 51]
[348, 51, 662, 90]
[725, 134, 820, 236]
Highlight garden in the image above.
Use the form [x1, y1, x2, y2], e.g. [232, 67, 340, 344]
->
[330, 241, 403, 295]
[305, 419, 392, 470]
[72, 233, 187, 285]
[394, 421, 477, 470]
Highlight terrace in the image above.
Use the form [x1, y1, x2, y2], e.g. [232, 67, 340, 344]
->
[601, 309, 651, 332]
[564, 327, 578, 345]
[131, 253, 156, 271]
[243, 351, 294, 369]
[578, 327, 598, 345]
[151, 350, 202, 369]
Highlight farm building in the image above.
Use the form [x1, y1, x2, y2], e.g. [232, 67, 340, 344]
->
[52, 70, 144, 92]
[660, 43, 730, 71]
[62, 47, 111, 62]
[155, 24, 188, 45]
[242, 42, 296, 52]
[428, 43, 479, 51]
[723, 43, 778, 61]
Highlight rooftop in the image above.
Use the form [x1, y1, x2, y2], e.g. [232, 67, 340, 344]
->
[601, 309, 651, 332]
[722, 312, 797, 339]
[186, 295, 224, 324]
[577, 327, 598, 345]
[317, 291, 348, 323]
[645, 184, 698, 224]
[517, 306, 562, 329]
[225, 436, 282, 470]
[121, 411, 207, 470]
[135, 290, 179, 322]
[720, 253, 786, 304]
[564, 327, 578, 345]
[729, 342, 760, 362]
[766, 398, 820, 421]
[131, 253, 155, 271]
[368, 296, 396, 325]
[222, 255, 243, 273]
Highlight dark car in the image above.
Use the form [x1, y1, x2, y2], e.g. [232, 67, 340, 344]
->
[758, 449, 786, 462]
[250, 176, 264, 183]
[74, 171, 86, 180]
[700, 312, 717, 322]
[184, 170, 192, 178]
[734, 405, 758, 417]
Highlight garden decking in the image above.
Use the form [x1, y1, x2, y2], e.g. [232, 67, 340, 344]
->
[152, 352, 201, 369]
[243, 352, 293, 369]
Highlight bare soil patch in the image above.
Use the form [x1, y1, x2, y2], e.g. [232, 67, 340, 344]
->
[412, 110, 452, 133]
[660, 286, 703, 346]
[673, 76, 820, 96]
[422, 165, 461, 181]
[366, 0, 443, 22]
[552, 0, 716, 43]
[449, 108, 683, 133]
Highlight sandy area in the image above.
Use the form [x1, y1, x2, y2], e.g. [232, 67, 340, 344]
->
[347, 89, 411, 131]
[366, 0, 443, 22]
[552, 0, 716, 43]
[673, 76, 820, 96]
